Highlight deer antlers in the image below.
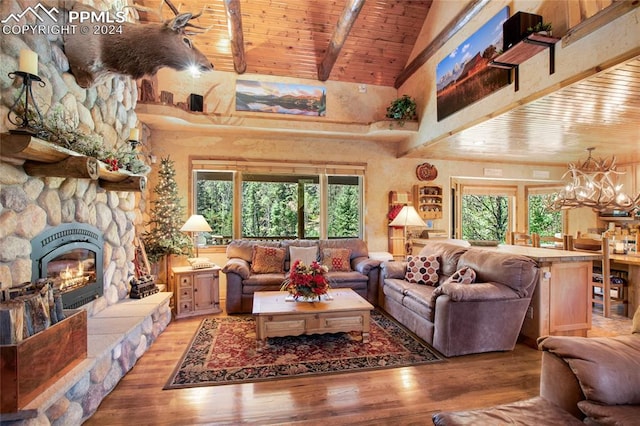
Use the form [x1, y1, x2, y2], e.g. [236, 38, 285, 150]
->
[130, 0, 211, 34]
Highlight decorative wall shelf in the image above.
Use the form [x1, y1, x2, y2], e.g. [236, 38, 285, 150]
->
[0, 133, 146, 192]
[413, 184, 443, 219]
[489, 33, 560, 91]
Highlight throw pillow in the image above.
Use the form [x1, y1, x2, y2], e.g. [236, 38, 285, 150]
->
[405, 255, 439, 285]
[251, 245, 286, 274]
[322, 248, 352, 272]
[443, 266, 476, 285]
[289, 246, 318, 266]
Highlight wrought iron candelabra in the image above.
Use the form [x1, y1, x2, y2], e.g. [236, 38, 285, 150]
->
[7, 70, 46, 134]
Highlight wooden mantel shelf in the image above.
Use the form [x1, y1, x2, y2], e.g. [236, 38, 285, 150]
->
[0, 133, 146, 192]
[489, 33, 560, 92]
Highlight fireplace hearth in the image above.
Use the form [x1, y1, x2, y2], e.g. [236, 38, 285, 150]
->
[31, 223, 104, 309]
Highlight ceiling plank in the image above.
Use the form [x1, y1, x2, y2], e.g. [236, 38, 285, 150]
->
[224, 0, 247, 74]
[394, 0, 489, 88]
[317, 0, 366, 81]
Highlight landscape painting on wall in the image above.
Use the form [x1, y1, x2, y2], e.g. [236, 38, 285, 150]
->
[236, 80, 326, 116]
[436, 6, 510, 121]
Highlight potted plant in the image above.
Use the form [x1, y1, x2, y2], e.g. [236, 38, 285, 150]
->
[385, 94, 417, 127]
[527, 22, 552, 36]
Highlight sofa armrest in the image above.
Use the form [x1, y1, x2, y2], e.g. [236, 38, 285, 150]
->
[353, 256, 380, 275]
[380, 261, 407, 279]
[432, 281, 520, 303]
[222, 258, 251, 280]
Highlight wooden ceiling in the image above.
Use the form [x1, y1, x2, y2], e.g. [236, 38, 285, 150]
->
[133, 0, 639, 167]
[405, 55, 640, 166]
[135, 0, 432, 87]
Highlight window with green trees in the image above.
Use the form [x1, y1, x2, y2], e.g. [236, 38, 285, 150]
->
[242, 174, 320, 238]
[528, 193, 563, 237]
[194, 169, 362, 242]
[462, 194, 511, 243]
[195, 171, 233, 245]
[328, 176, 361, 238]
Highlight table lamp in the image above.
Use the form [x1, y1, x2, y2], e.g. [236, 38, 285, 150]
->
[180, 215, 212, 257]
[389, 205, 425, 255]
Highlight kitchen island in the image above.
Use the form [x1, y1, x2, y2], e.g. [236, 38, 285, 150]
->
[486, 245, 601, 345]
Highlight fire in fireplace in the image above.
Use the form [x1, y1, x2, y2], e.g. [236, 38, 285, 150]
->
[31, 223, 104, 309]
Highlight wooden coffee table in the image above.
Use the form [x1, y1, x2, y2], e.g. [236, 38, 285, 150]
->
[252, 288, 374, 350]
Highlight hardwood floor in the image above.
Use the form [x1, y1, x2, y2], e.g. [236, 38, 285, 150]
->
[85, 309, 630, 425]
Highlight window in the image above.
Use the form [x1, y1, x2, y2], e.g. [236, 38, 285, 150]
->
[195, 171, 233, 245]
[527, 187, 564, 237]
[241, 174, 319, 239]
[460, 186, 516, 243]
[193, 160, 364, 241]
[328, 176, 362, 238]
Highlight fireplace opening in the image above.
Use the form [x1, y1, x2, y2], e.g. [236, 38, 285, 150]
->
[31, 223, 104, 309]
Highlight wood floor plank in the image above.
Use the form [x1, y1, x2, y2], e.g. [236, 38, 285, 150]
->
[85, 311, 546, 425]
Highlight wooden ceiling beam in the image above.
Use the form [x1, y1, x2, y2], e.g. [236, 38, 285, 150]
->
[394, 0, 490, 88]
[317, 0, 366, 81]
[224, 0, 247, 74]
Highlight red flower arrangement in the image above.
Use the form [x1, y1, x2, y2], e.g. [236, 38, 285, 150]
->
[281, 259, 330, 300]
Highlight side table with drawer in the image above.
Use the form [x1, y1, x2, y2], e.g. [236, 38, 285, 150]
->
[170, 265, 222, 318]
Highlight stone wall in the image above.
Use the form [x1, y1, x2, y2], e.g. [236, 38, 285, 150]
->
[0, 0, 146, 314]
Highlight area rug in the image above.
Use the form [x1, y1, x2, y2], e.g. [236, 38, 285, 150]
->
[164, 310, 444, 389]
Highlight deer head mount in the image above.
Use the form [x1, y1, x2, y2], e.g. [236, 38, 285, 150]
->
[62, 2, 213, 88]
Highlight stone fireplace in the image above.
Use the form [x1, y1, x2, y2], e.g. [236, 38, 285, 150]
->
[31, 223, 104, 309]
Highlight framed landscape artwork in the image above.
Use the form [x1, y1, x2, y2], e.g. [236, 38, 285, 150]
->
[436, 6, 510, 121]
[236, 80, 327, 116]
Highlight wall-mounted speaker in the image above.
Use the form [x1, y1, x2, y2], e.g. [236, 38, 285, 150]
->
[188, 94, 204, 112]
[503, 11, 542, 51]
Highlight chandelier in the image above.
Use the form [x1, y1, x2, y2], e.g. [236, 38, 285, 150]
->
[547, 148, 639, 213]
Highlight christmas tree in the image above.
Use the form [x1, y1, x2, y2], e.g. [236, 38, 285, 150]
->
[143, 157, 192, 263]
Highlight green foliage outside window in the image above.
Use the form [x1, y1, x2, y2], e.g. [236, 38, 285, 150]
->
[528, 194, 562, 236]
[328, 184, 360, 238]
[462, 195, 509, 243]
[195, 172, 361, 241]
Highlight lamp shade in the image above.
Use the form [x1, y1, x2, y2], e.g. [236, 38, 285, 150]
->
[389, 205, 425, 227]
[180, 215, 212, 232]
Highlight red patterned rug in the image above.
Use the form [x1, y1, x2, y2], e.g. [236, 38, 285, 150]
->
[165, 310, 444, 389]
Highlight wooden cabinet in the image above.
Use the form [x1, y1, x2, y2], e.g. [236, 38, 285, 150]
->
[519, 254, 599, 346]
[171, 266, 221, 318]
[413, 184, 443, 219]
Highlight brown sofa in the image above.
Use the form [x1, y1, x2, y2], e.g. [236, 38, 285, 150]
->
[222, 238, 380, 313]
[379, 240, 539, 357]
[432, 318, 640, 425]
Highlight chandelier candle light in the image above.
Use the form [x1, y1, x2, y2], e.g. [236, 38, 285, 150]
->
[389, 205, 426, 255]
[180, 215, 212, 258]
[548, 148, 640, 213]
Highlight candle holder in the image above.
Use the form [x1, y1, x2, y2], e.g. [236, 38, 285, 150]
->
[129, 139, 140, 151]
[7, 71, 46, 135]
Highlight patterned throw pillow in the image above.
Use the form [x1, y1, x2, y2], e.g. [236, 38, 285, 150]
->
[444, 266, 477, 285]
[322, 248, 352, 272]
[405, 255, 439, 285]
[289, 246, 318, 266]
[251, 245, 286, 274]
